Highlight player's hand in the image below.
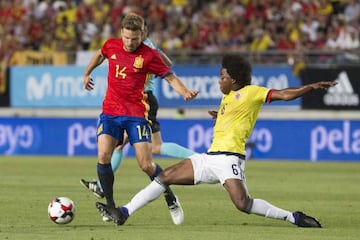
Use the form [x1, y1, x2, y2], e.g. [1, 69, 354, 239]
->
[208, 110, 218, 119]
[183, 90, 199, 100]
[84, 76, 94, 91]
[311, 81, 337, 90]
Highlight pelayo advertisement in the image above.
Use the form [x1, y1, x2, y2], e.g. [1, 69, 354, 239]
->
[1, 117, 359, 161]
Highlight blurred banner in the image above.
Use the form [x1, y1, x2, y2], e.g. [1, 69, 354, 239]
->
[301, 66, 360, 110]
[1, 117, 359, 161]
[75, 51, 107, 67]
[9, 51, 68, 66]
[9, 65, 300, 108]
[159, 65, 301, 108]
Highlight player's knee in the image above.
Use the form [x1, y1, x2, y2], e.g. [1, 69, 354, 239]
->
[158, 170, 171, 185]
[98, 152, 111, 164]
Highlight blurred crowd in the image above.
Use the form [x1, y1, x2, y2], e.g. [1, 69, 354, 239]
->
[1, 0, 360, 63]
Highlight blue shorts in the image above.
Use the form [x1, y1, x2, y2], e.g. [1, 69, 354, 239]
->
[97, 113, 152, 145]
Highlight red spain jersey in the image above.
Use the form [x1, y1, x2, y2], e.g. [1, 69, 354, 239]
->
[101, 38, 171, 118]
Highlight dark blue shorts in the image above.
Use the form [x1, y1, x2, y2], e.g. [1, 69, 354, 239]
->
[97, 113, 152, 145]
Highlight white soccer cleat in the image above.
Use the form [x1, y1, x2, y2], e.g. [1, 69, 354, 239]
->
[168, 196, 184, 225]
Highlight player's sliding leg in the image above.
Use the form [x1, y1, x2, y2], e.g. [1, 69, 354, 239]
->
[96, 162, 184, 225]
[95, 168, 183, 225]
[149, 164, 184, 225]
[96, 178, 166, 225]
[225, 171, 321, 228]
[96, 140, 184, 225]
[226, 178, 322, 228]
[246, 198, 321, 227]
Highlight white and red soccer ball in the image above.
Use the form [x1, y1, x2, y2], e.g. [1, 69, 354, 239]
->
[48, 197, 76, 224]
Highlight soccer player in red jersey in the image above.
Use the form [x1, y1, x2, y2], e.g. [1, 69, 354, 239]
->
[83, 13, 198, 225]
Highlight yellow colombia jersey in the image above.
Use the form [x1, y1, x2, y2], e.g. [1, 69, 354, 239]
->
[208, 85, 271, 156]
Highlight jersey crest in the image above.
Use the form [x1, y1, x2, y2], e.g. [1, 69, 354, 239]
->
[133, 55, 144, 69]
[220, 103, 226, 115]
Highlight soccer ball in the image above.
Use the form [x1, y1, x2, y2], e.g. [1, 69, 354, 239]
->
[48, 197, 76, 224]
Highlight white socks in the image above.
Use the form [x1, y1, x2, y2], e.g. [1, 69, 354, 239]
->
[122, 182, 296, 224]
[124, 180, 165, 216]
[250, 199, 295, 223]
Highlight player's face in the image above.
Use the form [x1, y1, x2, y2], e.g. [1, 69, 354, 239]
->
[219, 68, 233, 94]
[121, 28, 143, 52]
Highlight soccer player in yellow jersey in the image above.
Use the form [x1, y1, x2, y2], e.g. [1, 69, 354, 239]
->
[96, 54, 337, 227]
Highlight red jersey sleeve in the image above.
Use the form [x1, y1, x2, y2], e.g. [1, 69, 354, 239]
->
[140, 45, 172, 78]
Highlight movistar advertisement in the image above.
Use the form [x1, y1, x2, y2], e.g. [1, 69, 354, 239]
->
[301, 67, 360, 110]
[10, 66, 107, 107]
[9, 65, 300, 108]
[1, 117, 359, 161]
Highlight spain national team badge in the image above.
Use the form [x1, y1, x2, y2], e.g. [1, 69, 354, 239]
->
[133, 55, 144, 69]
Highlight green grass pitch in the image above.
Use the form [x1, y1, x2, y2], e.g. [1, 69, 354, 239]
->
[1, 156, 359, 240]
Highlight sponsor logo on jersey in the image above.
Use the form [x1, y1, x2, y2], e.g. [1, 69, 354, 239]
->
[324, 71, 359, 106]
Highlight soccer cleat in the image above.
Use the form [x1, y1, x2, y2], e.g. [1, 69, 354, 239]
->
[167, 196, 184, 225]
[95, 202, 128, 225]
[293, 211, 322, 228]
[80, 179, 104, 198]
[100, 205, 127, 223]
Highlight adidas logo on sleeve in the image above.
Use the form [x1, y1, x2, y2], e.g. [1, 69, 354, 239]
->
[324, 71, 359, 106]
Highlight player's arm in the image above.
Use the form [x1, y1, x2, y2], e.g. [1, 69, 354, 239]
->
[270, 81, 337, 102]
[160, 51, 173, 67]
[83, 49, 106, 91]
[164, 73, 198, 100]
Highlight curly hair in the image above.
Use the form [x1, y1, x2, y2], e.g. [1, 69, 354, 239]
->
[221, 54, 252, 88]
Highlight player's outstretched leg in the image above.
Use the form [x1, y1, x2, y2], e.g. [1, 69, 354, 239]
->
[150, 164, 184, 225]
[293, 211, 322, 228]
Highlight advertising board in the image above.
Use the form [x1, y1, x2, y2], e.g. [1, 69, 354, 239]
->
[1, 117, 358, 161]
[10, 65, 300, 108]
